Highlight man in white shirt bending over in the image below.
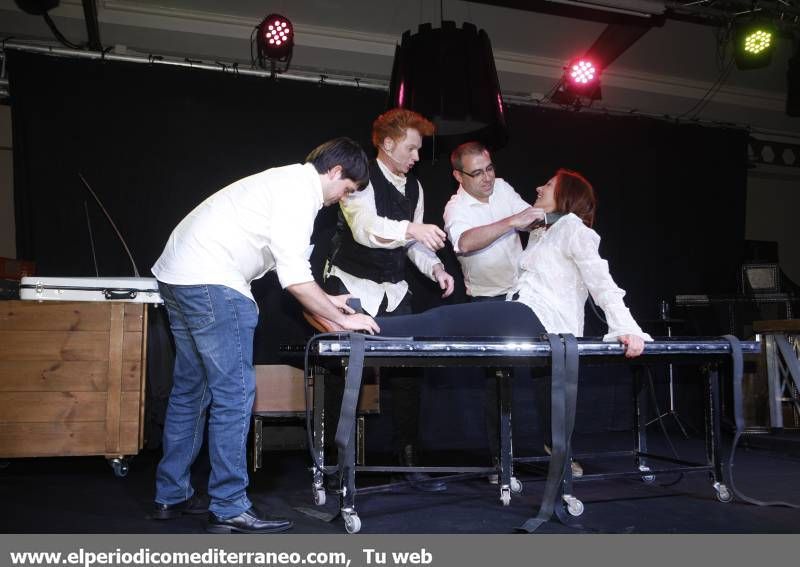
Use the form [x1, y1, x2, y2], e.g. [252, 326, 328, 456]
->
[151, 138, 379, 534]
[324, 108, 454, 491]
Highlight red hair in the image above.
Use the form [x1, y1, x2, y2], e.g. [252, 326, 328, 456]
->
[371, 108, 435, 150]
[554, 168, 596, 227]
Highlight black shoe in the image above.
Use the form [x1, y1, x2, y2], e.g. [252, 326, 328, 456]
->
[397, 445, 447, 493]
[149, 493, 209, 520]
[400, 471, 448, 492]
[207, 507, 293, 534]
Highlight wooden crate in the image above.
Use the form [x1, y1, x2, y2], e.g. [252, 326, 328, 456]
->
[0, 300, 148, 459]
[251, 364, 380, 469]
[254, 364, 379, 414]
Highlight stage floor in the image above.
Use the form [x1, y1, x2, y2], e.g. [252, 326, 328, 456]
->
[1, 431, 799, 534]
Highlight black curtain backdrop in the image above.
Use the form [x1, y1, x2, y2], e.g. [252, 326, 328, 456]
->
[8, 50, 748, 452]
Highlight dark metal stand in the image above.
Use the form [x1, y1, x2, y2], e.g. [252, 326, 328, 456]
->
[645, 316, 691, 437]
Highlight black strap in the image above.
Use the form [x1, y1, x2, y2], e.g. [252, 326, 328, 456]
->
[726, 335, 745, 434]
[334, 333, 366, 473]
[724, 334, 800, 509]
[553, 334, 585, 527]
[516, 334, 578, 533]
[563, 335, 580, 447]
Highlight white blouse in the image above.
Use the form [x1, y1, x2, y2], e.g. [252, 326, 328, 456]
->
[512, 213, 653, 342]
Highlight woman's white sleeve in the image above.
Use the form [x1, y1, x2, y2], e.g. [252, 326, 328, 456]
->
[569, 225, 653, 342]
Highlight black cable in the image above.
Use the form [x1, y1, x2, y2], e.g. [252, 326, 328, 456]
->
[587, 295, 607, 326]
[723, 335, 800, 508]
[714, 24, 731, 71]
[725, 431, 800, 508]
[250, 25, 258, 68]
[543, 75, 571, 105]
[678, 58, 734, 119]
[543, 81, 561, 103]
[689, 59, 735, 118]
[679, 23, 734, 119]
[643, 366, 685, 487]
[678, 26, 736, 120]
[591, 303, 684, 489]
[42, 13, 82, 50]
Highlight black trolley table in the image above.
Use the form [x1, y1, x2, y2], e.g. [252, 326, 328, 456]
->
[303, 335, 758, 533]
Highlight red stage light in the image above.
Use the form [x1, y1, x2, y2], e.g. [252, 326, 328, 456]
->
[567, 59, 598, 87]
[551, 57, 602, 105]
[257, 14, 294, 62]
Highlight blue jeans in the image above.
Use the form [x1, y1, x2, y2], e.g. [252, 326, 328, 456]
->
[155, 282, 258, 519]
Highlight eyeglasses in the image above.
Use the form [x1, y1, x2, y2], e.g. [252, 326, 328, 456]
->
[456, 164, 496, 179]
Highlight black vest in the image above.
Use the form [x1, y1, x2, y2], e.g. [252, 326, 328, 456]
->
[330, 160, 420, 284]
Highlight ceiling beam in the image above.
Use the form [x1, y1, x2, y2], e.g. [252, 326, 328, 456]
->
[465, 0, 667, 25]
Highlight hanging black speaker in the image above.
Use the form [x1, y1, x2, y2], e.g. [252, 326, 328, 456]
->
[388, 21, 507, 147]
[14, 0, 59, 15]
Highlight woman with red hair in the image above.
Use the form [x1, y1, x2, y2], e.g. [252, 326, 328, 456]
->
[513, 168, 651, 356]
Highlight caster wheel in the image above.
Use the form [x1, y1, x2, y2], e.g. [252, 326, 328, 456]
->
[343, 512, 361, 534]
[314, 488, 326, 506]
[638, 465, 655, 483]
[563, 495, 584, 517]
[510, 477, 523, 494]
[715, 484, 733, 503]
[500, 488, 511, 506]
[109, 458, 129, 478]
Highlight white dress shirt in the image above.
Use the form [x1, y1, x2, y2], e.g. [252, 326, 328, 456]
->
[513, 213, 653, 342]
[443, 178, 530, 297]
[152, 162, 322, 303]
[327, 159, 441, 316]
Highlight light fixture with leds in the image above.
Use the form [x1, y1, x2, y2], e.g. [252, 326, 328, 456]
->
[256, 14, 294, 73]
[552, 57, 602, 105]
[734, 19, 775, 70]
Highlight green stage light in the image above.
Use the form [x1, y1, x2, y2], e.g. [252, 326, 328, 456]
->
[735, 21, 775, 70]
[744, 29, 772, 55]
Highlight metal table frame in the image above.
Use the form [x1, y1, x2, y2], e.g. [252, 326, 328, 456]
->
[305, 335, 759, 533]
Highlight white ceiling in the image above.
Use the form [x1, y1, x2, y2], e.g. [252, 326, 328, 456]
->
[0, 0, 797, 134]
